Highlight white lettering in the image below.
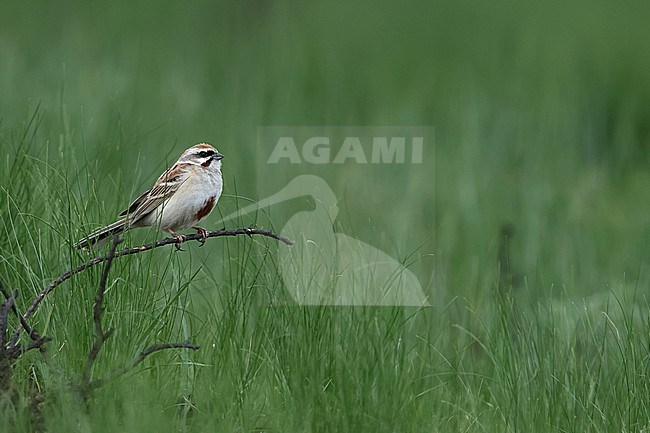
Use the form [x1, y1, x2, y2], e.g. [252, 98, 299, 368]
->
[333, 137, 367, 163]
[371, 137, 405, 163]
[411, 137, 423, 163]
[303, 137, 330, 164]
[267, 137, 301, 164]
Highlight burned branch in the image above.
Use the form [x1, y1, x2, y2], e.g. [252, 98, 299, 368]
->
[1, 288, 16, 390]
[78, 237, 202, 399]
[79, 235, 121, 399]
[1, 289, 14, 349]
[7, 336, 52, 360]
[1, 283, 44, 350]
[88, 342, 200, 390]
[0, 282, 51, 374]
[3, 226, 291, 404]
[12, 227, 292, 344]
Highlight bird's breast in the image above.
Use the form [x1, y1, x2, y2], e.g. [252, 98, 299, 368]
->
[157, 169, 222, 230]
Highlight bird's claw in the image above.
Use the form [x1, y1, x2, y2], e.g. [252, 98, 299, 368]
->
[192, 226, 208, 247]
[168, 231, 186, 251]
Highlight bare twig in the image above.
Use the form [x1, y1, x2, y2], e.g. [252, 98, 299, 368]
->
[80, 235, 120, 397]
[89, 342, 200, 390]
[0, 283, 42, 348]
[1, 289, 47, 359]
[72, 236, 201, 400]
[8, 336, 53, 359]
[1, 290, 15, 349]
[1, 290, 16, 390]
[137, 342, 200, 360]
[12, 227, 292, 343]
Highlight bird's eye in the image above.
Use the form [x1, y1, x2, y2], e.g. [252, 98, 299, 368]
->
[197, 150, 215, 158]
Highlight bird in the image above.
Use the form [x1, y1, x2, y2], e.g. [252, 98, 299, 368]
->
[74, 143, 224, 250]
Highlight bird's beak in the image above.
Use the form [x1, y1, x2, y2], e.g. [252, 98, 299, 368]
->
[214, 152, 225, 161]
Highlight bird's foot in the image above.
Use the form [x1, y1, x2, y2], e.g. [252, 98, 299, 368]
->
[167, 230, 186, 251]
[192, 226, 208, 247]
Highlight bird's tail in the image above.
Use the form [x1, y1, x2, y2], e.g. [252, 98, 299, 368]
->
[74, 219, 128, 250]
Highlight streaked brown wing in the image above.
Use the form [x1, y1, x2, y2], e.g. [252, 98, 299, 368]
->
[118, 188, 151, 217]
[119, 163, 189, 223]
[127, 184, 172, 223]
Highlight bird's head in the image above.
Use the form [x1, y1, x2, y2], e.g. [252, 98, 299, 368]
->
[180, 143, 224, 170]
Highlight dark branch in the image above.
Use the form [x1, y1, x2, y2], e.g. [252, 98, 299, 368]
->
[80, 236, 120, 395]
[137, 342, 200, 360]
[1, 284, 42, 349]
[1, 291, 15, 392]
[73, 237, 201, 400]
[2, 285, 49, 395]
[8, 336, 53, 359]
[1, 290, 15, 350]
[13, 227, 292, 343]
[88, 342, 200, 390]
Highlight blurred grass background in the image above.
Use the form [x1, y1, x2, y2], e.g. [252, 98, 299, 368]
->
[1, 1, 649, 432]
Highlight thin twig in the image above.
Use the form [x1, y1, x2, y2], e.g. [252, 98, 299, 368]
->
[0, 292, 13, 390]
[0, 283, 41, 348]
[89, 342, 200, 390]
[1, 291, 15, 349]
[1, 286, 49, 361]
[8, 336, 53, 359]
[80, 235, 120, 394]
[12, 227, 292, 344]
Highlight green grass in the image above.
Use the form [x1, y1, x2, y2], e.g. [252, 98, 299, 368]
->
[1, 1, 650, 432]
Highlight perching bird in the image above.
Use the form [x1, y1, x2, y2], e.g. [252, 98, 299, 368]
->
[75, 143, 224, 250]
